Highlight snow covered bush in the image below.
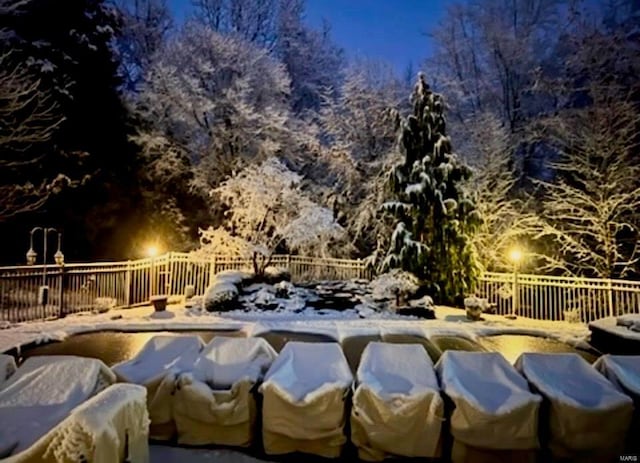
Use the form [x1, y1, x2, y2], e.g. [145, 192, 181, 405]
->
[380, 73, 481, 303]
[93, 297, 117, 314]
[197, 157, 345, 277]
[204, 282, 239, 312]
[464, 296, 492, 321]
[370, 269, 420, 305]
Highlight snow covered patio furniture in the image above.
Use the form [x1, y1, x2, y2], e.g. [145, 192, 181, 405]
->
[436, 351, 542, 463]
[0, 353, 16, 388]
[593, 355, 640, 453]
[516, 353, 634, 462]
[259, 342, 353, 458]
[351, 342, 444, 461]
[0, 355, 116, 460]
[172, 336, 277, 447]
[4, 383, 149, 463]
[112, 334, 204, 440]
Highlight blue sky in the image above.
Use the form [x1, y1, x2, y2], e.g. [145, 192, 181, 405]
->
[168, 0, 447, 73]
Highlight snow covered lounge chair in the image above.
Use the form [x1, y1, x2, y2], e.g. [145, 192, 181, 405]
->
[4, 384, 149, 463]
[112, 334, 204, 440]
[436, 351, 542, 463]
[0, 354, 17, 388]
[172, 336, 277, 447]
[260, 342, 353, 458]
[516, 353, 634, 462]
[594, 355, 640, 452]
[0, 355, 116, 460]
[351, 342, 444, 461]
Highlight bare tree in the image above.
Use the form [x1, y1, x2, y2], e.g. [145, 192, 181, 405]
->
[0, 52, 67, 222]
[534, 96, 640, 279]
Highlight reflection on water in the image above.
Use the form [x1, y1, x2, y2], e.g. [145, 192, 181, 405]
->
[430, 335, 487, 353]
[21, 330, 245, 366]
[479, 335, 599, 364]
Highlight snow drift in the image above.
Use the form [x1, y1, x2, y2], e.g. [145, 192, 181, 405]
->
[350, 342, 444, 461]
[259, 342, 353, 458]
[0, 356, 116, 459]
[173, 336, 277, 447]
[516, 353, 633, 461]
[112, 335, 204, 440]
[436, 351, 541, 463]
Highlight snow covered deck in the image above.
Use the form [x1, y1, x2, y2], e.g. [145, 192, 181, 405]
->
[0, 304, 590, 356]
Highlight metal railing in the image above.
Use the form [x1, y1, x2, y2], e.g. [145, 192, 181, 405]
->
[477, 272, 640, 323]
[0, 253, 371, 322]
[2, 252, 639, 324]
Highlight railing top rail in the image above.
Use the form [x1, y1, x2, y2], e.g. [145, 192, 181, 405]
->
[482, 271, 640, 287]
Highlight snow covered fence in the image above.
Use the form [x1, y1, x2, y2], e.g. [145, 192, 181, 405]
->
[0, 253, 371, 322]
[478, 272, 640, 323]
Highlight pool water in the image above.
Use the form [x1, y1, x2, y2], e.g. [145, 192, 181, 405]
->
[16, 330, 599, 368]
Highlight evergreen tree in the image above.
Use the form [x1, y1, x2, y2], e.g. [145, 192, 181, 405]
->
[381, 73, 480, 303]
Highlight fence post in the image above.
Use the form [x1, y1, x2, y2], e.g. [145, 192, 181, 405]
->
[208, 255, 217, 287]
[607, 279, 614, 318]
[124, 261, 132, 307]
[58, 265, 65, 318]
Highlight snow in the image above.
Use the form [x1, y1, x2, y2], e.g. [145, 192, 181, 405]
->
[593, 355, 640, 398]
[192, 337, 277, 388]
[356, 342, 438, 397]
[112, 335, 204, 385]
[0, 356, 115, 456]
[516, 353, 633, 410]
[590, 316, 640, 340]
[0, 353, 16, 388]
[436, 351, 540, 415]
[261, 342, 353, 403]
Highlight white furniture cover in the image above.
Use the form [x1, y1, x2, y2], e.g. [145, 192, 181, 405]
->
[259, 342, 353, 458]
[112, 335, 203, 439]
[351, 342, 443, 461]
[5, 384, 149, 463]
[0, 356, 116, 459]
[173, 336, 277, 447]
[0, 354, 16, 388]
[516, 353, 633, 459]
[593, 355, 640, 400]
[436, 352, 541, 451]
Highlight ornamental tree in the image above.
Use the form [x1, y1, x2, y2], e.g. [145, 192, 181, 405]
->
[381, 73, 481, 303]
[197, 157, 345, 276]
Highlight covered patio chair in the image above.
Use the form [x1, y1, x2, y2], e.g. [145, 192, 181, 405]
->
[0, 356, 116, 459]
[4, 384, 149, 463]
[260, 342, 353, 458]
[351, 342, 444, 461]
[112, 334, 204, 440]
[436, 351, 541, 463]
[173, 336, 277, 447]
[594, 354, 640, 452]
[517, 353, 633, 462]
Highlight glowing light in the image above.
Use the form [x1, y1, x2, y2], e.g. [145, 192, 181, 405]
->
[508, 247, 524, 264]
[145, 244, 160, 258]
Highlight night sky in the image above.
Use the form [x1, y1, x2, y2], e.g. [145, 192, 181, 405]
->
[168, 0, 448, 72]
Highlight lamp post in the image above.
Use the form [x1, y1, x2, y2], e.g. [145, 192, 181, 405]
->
[507, 247, 523, 319]
[26, 227, 64, 310]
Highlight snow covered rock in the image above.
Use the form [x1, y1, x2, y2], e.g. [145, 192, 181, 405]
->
[351, 343, 443, 460]
[112, 335, 204, 440]
[0, 356, 116, 457]
[173, 337, 277, 447]
[464, 296, 491, 321]
[436, 351, 541, 462]
[260, 342, 353, 458]
[516, 353, 633, 461]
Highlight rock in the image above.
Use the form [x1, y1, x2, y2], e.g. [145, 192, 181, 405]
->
[204, 282, 240, 312]
[395, 306, 436, 319]
[275, 280, 294, 298]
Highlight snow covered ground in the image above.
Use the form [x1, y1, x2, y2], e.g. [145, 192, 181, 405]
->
[0, 302, 590, 355]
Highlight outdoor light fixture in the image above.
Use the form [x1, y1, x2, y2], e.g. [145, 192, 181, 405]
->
[26, 247, 37, 265]
[145, 244, 160, 258]
[508, 247, 523, 264]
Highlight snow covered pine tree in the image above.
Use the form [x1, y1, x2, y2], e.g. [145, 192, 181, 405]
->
[382, 73, 481, 304]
